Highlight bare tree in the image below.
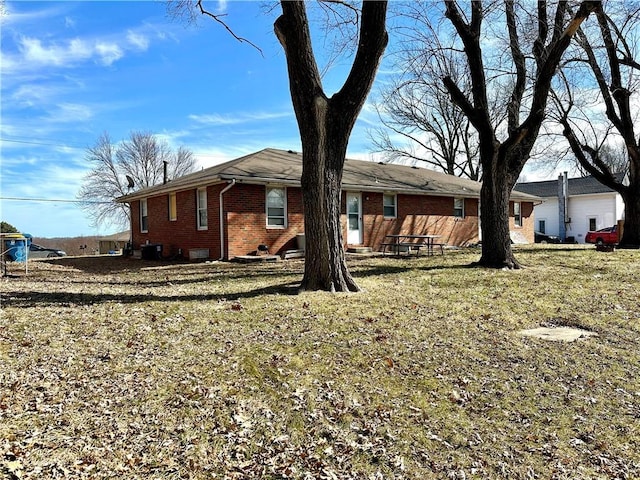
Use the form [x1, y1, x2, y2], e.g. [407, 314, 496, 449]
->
[171, 0, 388, 291]
[442, 0, 598, 268]
[78, 131, 196, 229]
[370, 3, 484, 180]
[275, 1, 388, 291]
[371, 77, 482, 180]
[553, 2, 640, 247]
[573, 143, 630, 178]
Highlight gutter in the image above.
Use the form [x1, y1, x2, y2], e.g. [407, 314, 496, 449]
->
[218, 179, 236, 260]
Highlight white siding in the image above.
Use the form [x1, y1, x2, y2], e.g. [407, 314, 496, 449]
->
[534, 198, 559, 235]
[566, 193, 618, 243]
[532, 192, 623, 243]
[616, 193, 625, 221]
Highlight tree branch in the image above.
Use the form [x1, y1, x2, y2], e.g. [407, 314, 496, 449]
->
[196, 0, 263, 55]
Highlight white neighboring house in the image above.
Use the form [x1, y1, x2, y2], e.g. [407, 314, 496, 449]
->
[515, 172, 626, 243]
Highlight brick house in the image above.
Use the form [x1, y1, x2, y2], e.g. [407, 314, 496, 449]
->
[116, 148, 538, 260]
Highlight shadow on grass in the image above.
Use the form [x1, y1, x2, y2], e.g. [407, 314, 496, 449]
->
[42, 255, 307, 274]
[39, 255, 155, 273]
[5, 251, 493, 309]
[351, 261, 477, 278]
[2, 280, 302, 308]
[514, 246, 593, 255]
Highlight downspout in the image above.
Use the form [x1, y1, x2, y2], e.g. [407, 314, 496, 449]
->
[218, 179, 236, 260]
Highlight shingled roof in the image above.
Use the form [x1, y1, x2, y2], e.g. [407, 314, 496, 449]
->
[117, 148, 539, 203]
[515, 173, 625, 198]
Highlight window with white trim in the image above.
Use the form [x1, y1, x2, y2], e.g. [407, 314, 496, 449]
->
[266, 187, 286, 227]
[383, 193, 397, 218]
[140, 199, 148, 233]
[514, 202, 522, 227]
[168, 193, 177, 221]
[454, 198, 465, 218]
[197, 188, 208, 230]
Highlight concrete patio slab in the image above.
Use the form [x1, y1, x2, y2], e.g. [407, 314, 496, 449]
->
[519, 326, 598, 342]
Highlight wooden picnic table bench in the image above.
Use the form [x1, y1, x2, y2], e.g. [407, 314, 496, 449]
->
[381, 234, 443, 256]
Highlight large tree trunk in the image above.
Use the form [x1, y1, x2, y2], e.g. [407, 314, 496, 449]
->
[620, 187, 640, 248]
[275, 1, 388, 292]
[300, 133, 358, 291]
[478, 159, 520, 268]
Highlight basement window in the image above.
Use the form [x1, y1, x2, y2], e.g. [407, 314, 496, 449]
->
[266, 186, 287, 228]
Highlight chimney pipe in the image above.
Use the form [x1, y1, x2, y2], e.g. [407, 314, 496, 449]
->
[558, 172, 568, 241]
[163, 161, 168, 184]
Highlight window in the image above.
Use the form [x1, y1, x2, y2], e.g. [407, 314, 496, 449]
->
[383, 193, 396, 218]
[197, 188, 208, 230]
[266, 187, 286, 227]
[454, 198, 465, 218]
[140, 199, 148, 233]
[589, 217, 597, 231]
[538, 219, 546, 234]
[168, 193, 177, 221]
[514, 202, 522, 227]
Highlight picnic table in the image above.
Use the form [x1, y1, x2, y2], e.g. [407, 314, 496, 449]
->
[381, 234, 443, 256]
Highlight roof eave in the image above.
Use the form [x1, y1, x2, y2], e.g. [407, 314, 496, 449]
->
[115, 176, 225, 203]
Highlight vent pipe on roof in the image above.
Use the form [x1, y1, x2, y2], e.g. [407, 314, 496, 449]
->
[218, 179, 237, 260]
[163, 161, 168, 185]
[558, 172, 569, 241]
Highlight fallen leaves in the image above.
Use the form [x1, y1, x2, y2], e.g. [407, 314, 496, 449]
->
[1, 250, 640, 478]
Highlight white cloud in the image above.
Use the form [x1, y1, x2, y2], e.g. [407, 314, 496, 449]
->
[12, 84, 70, 107]
[47, 103, 94, 123]
[17, 36, 98, 67]
[126, 31, 150, 51]
[188, 111, 291, 126]
[11, 30, 146, 71]
[95, 41, 123, 65]
[19, 36, 84, 65]
[1, 3, 67, 27]
[216, 0, 228, 14]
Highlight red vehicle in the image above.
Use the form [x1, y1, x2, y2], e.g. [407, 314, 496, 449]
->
[585, 226, 618, 245]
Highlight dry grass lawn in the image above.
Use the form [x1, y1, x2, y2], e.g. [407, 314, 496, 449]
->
[1, 246, 639, 479]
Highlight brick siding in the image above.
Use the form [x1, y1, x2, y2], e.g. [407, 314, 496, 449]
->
[128, 183, 534, 259]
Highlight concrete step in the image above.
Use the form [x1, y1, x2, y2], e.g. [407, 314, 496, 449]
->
[347, 246, 373, 254]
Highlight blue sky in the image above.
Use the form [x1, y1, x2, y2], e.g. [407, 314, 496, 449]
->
[1, 0, 389, 238]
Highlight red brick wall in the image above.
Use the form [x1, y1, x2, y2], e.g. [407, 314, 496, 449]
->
[129, 184, 223, 259]
[127, 184, 534, 259]
[509, 200, 535, 242]
[225, 184, 305, 258]
[344, 192, 481, 249]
